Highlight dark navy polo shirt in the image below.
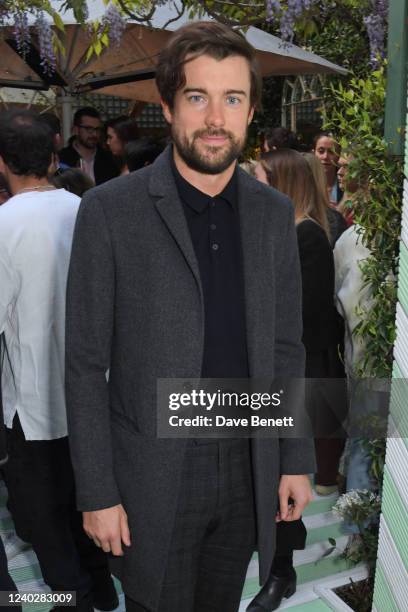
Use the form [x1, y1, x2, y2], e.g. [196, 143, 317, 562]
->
[172, 156, 249, 380]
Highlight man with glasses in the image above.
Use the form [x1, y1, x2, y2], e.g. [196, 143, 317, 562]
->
[60, 107, 119, 185]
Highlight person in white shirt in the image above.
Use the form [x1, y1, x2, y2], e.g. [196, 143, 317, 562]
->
[334, 226, 381, 513]
[0, 110, 117, 612]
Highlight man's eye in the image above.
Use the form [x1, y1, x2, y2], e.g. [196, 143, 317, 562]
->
[227, 96, 240, 105]
[189, 95, 205, 103]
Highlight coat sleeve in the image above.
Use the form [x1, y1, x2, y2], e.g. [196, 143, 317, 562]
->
[274, 205, 316, 475]
[65, 191, 121, 511]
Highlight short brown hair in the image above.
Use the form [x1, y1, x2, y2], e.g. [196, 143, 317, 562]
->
[156, 21, 262, 110]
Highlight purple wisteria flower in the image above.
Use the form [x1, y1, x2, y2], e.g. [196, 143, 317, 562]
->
[265, 0, 318, 42]
[101, 4, 126, 48]
[13, 10, 31, 57]
[36, 12, 56, 75]
[266, 0, 282, 22]
[364, 0, 388, 68]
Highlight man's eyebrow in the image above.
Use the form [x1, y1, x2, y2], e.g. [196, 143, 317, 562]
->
[182, 87, 247, 97]
[183, 88, 207, 95]
[225, 89, 247, 97]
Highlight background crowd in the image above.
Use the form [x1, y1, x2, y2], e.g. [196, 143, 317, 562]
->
[0, 105, 373, 612]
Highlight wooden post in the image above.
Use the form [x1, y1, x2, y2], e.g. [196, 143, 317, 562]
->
[384, 0, 408, 155]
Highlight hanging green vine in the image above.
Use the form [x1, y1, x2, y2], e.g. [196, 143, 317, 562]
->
[324, 64, 403, 379]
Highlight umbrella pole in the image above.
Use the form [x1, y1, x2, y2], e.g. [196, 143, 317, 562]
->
[57, 93, 75, 145]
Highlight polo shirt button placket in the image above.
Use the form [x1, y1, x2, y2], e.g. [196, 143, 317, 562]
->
[209, 200, 218, 253]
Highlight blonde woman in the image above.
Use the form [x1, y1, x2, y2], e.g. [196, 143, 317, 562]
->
[255, 148, 330, 233]
[303, 152, 348, 247]
[313, 131, 342, 204]
[249, 148, 347, 612]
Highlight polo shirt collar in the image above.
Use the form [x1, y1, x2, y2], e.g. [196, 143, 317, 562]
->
[171, 150, 238, 214]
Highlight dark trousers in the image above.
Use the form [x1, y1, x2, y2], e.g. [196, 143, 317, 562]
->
[2, 415, 110, 611]
[0, 534, 22, 612]
[306, 348, 347, 486]
[126, 439, 256, 612]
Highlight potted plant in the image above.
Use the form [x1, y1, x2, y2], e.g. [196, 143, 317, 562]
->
[315, 489, 382, 611]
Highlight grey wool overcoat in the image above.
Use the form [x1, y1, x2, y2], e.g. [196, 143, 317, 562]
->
[65, 146, 316, 610]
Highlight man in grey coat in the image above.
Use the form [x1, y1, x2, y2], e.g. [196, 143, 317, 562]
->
[65, 21, 315, 612]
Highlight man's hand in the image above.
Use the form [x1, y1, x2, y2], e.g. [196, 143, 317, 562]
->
[276, 475, 313, 522]
[83, 504, 131, 556]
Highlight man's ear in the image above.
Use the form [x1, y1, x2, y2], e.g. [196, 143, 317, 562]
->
[160, 99, 173, 125]
[247, 106, 255, 126]
[0, 155, 6, 175]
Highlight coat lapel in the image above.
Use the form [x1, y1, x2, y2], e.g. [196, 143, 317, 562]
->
[149, 147, 203, 298]
[237, 168, 267, 377]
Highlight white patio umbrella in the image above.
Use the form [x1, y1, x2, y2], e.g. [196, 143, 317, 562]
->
[0, 1, 346, 138]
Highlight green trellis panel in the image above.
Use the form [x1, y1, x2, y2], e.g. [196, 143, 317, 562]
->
[397, 242, 408, 313]
[381, 468, 408, 571]
[374, 561, 399, 612]
[374, 43, 408, 610]
[389, 378, 408, 439]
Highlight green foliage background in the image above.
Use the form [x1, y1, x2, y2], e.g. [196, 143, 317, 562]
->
[324, 67, 403, 379]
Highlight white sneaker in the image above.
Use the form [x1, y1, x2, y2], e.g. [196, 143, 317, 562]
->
[2, 532, 30, 560]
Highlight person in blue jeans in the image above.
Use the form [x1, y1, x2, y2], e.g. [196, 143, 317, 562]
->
[334, 226, 386, 534]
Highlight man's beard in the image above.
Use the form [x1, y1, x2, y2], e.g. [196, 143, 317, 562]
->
[172, 127, 246, 175]
[77, 136, 97, 151]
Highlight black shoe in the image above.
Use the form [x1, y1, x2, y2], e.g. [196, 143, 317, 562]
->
[92, 576, 119, 611]
[246, 568, 296, 611]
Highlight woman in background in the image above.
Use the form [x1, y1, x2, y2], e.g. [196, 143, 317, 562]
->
[337, 153, 360, 227]
[256, 149, 346, 492]
[249, 149, 347, 612]
[303, 152, 347, 247]
[313, 131, 342, 205]
[124, 138, 165, 172]
[105, 116, 140, 174]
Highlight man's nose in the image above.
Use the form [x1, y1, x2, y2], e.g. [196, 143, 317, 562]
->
[205, 100, 225, 128]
